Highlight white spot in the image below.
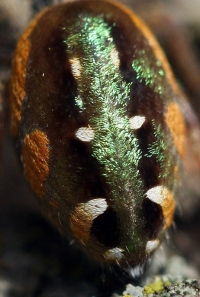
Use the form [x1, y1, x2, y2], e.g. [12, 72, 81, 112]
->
[70, 198, 108, 242]
[110, 48, 120, 67]
[78, 198, 108, 220]
[146, 185, 168, 205]
[69, 57, 82, 79]
[146, 239, 160, 253]
[129, 116, 146, 129]
[104, 247, 124, 261]
[75, 127, 95, 142]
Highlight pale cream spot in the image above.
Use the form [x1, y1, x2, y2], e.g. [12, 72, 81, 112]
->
[69, 57, 82, 79]
[146, 185, 166, 204]
[110, 48, 120, 67]
[129, 116, 146, 129]
[146, 185, 175, 228]
[70, 198, 108, 242]
[104, 247, 124, 261]
[146, 239, 160, 253]
[75, 127, 95, 142]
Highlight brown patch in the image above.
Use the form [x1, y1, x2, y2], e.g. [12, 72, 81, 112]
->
[70, 205, 93, 243]
[9, 9, 47, 136]
[165, 102, 186, 158]
[22, 130, 50, 198]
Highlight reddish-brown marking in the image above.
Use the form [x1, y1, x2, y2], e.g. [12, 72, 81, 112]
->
[70, 206, 93, 243]
[9, 10, 47, 136]
[22, 130, 50, 198]
[165, 102, 186, 158]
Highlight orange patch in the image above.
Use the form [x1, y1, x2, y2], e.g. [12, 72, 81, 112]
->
[161, 189, 176, 229]
[70, 207, 93, 243]
[165, 102, 186, 158]
[22, 130, 50, 198]
[9, 10, 47, 136]
[147, 186, 175, 229]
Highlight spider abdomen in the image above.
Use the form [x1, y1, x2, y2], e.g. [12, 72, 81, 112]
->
[9, 0, 186, 267]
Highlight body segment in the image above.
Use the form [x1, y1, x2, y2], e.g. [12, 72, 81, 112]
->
[9, 0, 186, 267]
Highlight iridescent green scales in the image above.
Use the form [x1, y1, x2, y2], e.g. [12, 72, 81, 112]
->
[63, 14, 156, 254]
[132, 49, 165, 95]
[64, 14, 143, 206]
[9, 0, 183, 267]
[61, 8, 180, 258]
[146, 120, 170, 179]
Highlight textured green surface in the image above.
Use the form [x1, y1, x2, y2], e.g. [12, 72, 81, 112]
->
[132, 50, 165, 95]
[146, 120, 169, 179]
[65, 14, 142, 197]
[63, 13, 146, 252]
